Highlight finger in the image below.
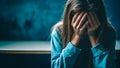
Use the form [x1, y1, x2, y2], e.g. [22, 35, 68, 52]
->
[71, 13, 79, 28]
[90, 12, 101, 29]
[80, 21, 89, 31]
[87, 22, 91, 29]
[89, 12, 99, 26]
[87, 14, 93, 27]
[74, 12, 84, 28]
[72, 13, 79, 24]
[77, 13, 87, 29]
[92, 12, 101, 26]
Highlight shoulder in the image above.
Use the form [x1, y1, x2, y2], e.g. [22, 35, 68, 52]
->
[51, 21, 63, 39]
[52, 21, 63, 33]
[52, 21, 63, 35]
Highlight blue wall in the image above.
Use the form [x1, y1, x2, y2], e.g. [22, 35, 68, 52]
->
[0, 0, 120, 41]
[0, 0, 66, 41]
[104, 0, 120, 39]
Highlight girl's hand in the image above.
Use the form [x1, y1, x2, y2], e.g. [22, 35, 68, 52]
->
[87, 12, 102, 46]
[71, 12, 88, 46]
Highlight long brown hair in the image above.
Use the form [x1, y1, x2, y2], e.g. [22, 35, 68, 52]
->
[60, 0, 115, 48]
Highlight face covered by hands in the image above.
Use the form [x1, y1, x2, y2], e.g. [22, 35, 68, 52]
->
[71, 12, 88, 37]
[71, 12, 102, 46]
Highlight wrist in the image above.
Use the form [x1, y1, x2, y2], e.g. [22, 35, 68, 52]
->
[71, 33, 81, 46]
[89, 36, 99, 47]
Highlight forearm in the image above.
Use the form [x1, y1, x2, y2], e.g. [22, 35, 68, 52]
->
[71, 33, 81, 47]
[52, 42, 81, 68]
[91, 43, 116, 68]
[89, 36, 99, 47]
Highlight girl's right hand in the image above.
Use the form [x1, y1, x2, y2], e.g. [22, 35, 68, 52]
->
[71, 12, 88, 46]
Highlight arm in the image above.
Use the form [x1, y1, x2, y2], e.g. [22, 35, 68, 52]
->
[87, 12, 116, 68]
[90, 31, 116, 68]
[91, 38, 116, 68]
[51, 28, 81, 68]
[91, 28, 116, 68]
[51, 12, 89, 68]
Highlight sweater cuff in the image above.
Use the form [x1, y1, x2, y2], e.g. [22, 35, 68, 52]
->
[62, 42, 81, 57]
[91, 43, 107, 57]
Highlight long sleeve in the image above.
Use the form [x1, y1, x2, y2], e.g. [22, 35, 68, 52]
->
[91, 31, 116, 68]
[51, 28, 81, 68]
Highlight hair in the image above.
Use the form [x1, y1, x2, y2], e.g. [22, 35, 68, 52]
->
[52, 0, 116, 68]
[62, 0, 107, 48]
[52, 0, 115, 48]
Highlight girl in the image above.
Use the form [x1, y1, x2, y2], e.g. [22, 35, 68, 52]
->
[51, 0, 116, 68]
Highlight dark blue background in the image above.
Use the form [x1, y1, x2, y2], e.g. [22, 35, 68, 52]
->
[0, 0, 120, 41]
[104, 0, 120, 40]
[0, 0, 66, 41]
[0, 0, 120, 68]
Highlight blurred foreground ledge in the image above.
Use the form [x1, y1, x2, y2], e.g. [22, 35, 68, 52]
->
[0, 40, 120, 54]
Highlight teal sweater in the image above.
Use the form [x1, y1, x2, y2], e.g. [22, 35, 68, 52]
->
[51, 28, 116, 68]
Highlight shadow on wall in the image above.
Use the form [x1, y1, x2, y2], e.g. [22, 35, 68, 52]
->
[0, 0, 120, 41]
[0, 0, 66, 41]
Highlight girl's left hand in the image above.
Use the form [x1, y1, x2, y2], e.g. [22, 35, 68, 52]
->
[87, 12, 102, 46]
